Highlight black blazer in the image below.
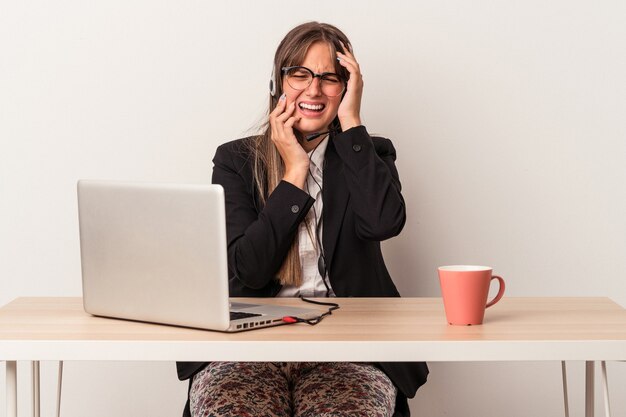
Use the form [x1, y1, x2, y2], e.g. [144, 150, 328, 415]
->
[177, 126, 428, 417]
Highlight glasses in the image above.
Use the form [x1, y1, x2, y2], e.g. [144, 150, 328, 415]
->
[281, 66, 346, 97]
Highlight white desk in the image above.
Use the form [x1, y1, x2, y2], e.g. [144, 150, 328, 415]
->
[2, 297, 626, 416]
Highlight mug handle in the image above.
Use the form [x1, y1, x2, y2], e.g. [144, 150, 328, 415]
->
[485, 276, 505, 308]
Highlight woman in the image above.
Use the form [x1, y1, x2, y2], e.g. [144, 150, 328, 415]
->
[177, 22, 428, 417]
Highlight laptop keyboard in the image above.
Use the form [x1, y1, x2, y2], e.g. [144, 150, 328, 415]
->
[230, 311, 263, 321]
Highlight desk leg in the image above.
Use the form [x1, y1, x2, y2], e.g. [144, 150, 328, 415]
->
[33, 361, 41, 417]
[6, 361, 17, 417]
[601, 361, 611, 417]
[586, 361, 595, 417]
[561, 361, 570, 417]
[57, 360, 64, 417]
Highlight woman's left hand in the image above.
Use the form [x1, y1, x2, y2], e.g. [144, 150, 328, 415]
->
[336, 42, 363, 131]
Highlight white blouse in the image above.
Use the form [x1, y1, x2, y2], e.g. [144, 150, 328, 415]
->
[277, 136, 335, 298]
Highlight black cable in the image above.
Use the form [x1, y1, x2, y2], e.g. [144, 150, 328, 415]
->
[282, 296, 340, 325]
[305, 137, 331, 297]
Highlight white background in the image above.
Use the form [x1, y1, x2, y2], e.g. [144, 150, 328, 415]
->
[1, 1, 625, 416]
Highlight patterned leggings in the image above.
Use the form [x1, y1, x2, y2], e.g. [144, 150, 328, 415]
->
[190, 362, 397, 417]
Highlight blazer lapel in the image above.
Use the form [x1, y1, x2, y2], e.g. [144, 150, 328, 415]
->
[322, 137, 349, 274]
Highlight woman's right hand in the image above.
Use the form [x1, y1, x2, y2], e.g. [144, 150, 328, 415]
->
[269, 94, 309, 189]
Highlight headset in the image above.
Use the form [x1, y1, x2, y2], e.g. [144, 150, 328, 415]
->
[264, 64, 342, 321]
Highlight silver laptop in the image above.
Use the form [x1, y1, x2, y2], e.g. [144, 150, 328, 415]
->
[77, 180, 320, 332]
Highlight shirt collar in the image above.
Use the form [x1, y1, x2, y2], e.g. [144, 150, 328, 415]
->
[307, 135, 329, 172]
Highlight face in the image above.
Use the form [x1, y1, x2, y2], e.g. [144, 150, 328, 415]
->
[282, 41, 342, 136]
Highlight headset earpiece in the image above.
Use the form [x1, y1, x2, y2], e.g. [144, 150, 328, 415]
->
[269, 65, 276, 97]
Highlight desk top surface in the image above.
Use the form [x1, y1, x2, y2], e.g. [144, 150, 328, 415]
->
[2, 297, 626, 361]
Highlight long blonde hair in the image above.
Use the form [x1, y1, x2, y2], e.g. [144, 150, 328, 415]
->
[247, 22, 352, 286]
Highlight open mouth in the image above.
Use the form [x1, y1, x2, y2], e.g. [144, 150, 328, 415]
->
[298, 102, 326, 113]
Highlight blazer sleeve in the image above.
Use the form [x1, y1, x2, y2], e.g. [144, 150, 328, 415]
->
[332, 125, 406, 240]
[212, 142, 314, 290]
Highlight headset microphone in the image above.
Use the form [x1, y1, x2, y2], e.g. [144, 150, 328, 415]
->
[305, 121, 341, 141]
[305, 131, 329, 142]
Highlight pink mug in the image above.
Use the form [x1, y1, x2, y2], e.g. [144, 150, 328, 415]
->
[438, 265, 505, 325]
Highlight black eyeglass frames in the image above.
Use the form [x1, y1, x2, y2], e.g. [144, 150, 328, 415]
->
[281, 66, 346, 97]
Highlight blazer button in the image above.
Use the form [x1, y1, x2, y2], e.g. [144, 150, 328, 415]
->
[352, 144, 362, 152]
[291, 205, 300, 213]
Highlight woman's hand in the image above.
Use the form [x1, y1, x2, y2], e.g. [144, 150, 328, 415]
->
[336, 42, 363, 131]
[269, 94, 309, 189]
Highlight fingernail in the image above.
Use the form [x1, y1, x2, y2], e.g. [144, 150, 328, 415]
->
[280, 93, 286, 101]
[337, 57, 341, 61]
